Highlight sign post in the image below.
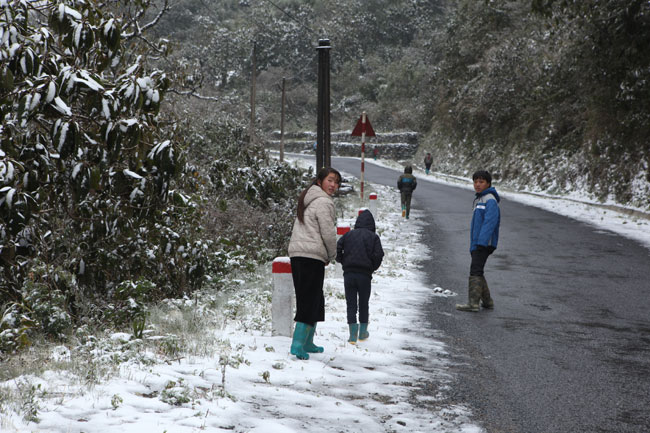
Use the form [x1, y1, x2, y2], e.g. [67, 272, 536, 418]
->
[316, 39, 331, 169]
[351, 112, 375, 201]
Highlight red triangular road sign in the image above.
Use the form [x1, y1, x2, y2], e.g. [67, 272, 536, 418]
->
[351, 115, 376, 137]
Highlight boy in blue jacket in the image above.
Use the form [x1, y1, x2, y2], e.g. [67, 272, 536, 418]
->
[336, 210, 384, 343]
[457, 170, 501, 312]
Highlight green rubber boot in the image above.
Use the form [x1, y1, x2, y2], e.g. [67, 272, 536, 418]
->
[290, 322, 312, 360]
[348, 323, 359, 344]
[456, 276, 482, 312]
[304, 324, 324, 353]
[480, 276, 494, 309]
[359, 323, 369, 341]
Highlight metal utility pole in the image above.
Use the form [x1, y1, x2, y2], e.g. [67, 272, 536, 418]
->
[249, 42, 257, 146]
[280, 77, 286, 162]
[316, 38, 331, 169]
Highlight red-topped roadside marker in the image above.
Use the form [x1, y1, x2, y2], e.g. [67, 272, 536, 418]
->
[351, 112, 375, 202]
[368, 192, 378, 216]
[272, 257, 294, 337]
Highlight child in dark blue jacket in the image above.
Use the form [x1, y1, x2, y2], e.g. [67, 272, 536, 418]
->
[457, 170, 501, 312]
[336, 210, 384, 343]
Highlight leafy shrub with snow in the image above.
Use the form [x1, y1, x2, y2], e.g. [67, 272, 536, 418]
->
[20, 265, 74, 340]
[0, 1, 312, 354]
[198, 122, 311, 265]
[105, 278, 153, 334]
[0, 262, 74, 352]
[0, 304, 36, 353]
[160, 379, 192, 406]
[0, 1, 203, 350]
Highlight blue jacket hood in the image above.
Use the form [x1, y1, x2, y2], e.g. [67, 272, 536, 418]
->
[355, 210, 376, 232]
[477, 186, 500, 202]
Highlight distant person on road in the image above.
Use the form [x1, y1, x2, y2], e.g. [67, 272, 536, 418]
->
[424, 152, 433, 175]
[373, 147, 379, 160]
[288, 167, 341, 359]
[456, 170, 501, 312]
[336, 209, 384, 344]
[397, 165, 417, 219]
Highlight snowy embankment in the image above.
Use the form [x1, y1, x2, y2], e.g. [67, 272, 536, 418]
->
[0, 169, 481, 432]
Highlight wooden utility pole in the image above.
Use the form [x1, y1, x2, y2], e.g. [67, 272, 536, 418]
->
[249, 42, 257, 146]
[280, 77, 286, 162]
[316, 38, 331, 169]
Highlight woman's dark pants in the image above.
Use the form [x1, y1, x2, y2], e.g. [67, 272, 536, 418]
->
[290, 257, 325, 326]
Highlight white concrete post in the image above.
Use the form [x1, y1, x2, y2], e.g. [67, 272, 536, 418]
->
[272, 257, 294, 337]
[368, 192, 377, 217]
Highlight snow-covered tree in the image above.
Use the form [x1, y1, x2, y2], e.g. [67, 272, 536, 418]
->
[0, 0, 207, 347]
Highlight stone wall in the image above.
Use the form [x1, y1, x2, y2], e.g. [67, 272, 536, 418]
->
[265, 130, 418, 160]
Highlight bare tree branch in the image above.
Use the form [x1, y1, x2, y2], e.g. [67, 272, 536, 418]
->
[136, 34, 167, 55]
[168, 88, 220, 101]
[122, 0, 170, 40]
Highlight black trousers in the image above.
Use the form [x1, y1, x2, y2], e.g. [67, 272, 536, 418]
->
[344, 272, 372, 324]
[470, 246, 494, 277]
[290, 257, 325, 325]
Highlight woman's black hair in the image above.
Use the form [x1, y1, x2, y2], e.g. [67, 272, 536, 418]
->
[472, 170, 492, 186]
[296, 167, 341, 223]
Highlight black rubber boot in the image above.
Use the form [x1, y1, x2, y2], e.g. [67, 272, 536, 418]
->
[456, 276, 482, 312]
[480, 276, 494, 309]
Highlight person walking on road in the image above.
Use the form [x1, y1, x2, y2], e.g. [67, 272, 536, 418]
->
[424, 152, 433, 175]
[288, 167, 341, 359]
[336, 210, 384, 344]
[456, 170, 501, 312]
[397, 165, 417, 219]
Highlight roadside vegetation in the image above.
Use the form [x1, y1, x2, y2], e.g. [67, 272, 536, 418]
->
[0, 1, 309, 356]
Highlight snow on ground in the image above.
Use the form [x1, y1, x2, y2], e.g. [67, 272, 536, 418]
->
[0, 174, 481, 432]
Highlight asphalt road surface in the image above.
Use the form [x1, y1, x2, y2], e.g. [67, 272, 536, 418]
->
[330, 156, 650, 433]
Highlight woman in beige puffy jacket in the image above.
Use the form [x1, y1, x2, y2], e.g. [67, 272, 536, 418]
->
[288, 167, 341, 360]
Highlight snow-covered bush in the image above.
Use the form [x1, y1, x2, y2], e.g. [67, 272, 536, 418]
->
[0, 304, 36, 353]
[160, 379, 192, 406]
[192, 122, 311, 265]
[0, 260, 75, 352]
[0, 1, 206, 351]
[105, 278, 154, 335]
[20, 268, 74, 340]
